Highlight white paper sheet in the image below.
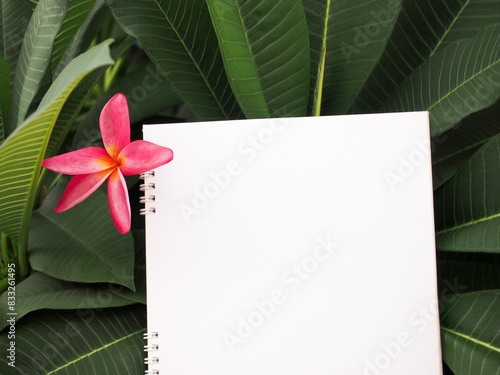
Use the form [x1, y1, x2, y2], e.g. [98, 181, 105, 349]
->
[143, 112, 442, 375]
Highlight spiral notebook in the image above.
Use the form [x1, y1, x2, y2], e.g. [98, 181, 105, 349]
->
[141, 113, 442, 375]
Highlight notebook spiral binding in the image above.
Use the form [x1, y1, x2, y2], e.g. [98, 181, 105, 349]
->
[139, 171, 156, 215]
[141, 172, 159, 373]
[143, 331, 159, 374]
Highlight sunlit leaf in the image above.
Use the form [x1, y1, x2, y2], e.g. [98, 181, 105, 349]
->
[7, 0, 68, 133]
[207, 0, 310, 118]
[0, 41, 113, 275]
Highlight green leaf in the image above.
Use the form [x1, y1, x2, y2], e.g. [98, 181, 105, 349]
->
[0, 108, 3, 145]
[73, 62, 181, 152]
[0, 272, 135, 331]
[0, 53, 10, 129]
[207, 0, 310, 118]
[54, 0, 109, 79]
[46, 36, 134, 159]
[432, 101, 500, 189]
[51, 0, 96, 74]
[440, 291, 500, 374]
[0, 305, 146, 374]
[353, 0, 500, 113]
[0, 0, 33, 86]
[0, 41, 113, 275]
[7, 0, 69, 133]
[28, 180, 135, 289]
[437, 251, 500, 295]
[107, 0, 242, 121]
[311, 44, 326, 116]
[437, 0, 500, 52]
[302, 0, 402, 115]
[108, 229, 146, 305]
[382, 24, 500, 136]
[434, 133, 500, 253]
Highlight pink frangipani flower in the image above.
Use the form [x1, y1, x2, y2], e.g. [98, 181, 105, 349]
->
[42, 93, 173, 234]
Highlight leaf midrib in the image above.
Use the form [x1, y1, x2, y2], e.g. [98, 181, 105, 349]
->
[46, 328, 145, 374]
[433, 139, 489, 164]
[436, 212, 500, 235]
[35, 207, 116, 270]
[428, 0, 470, 58]
[427, 56, 500, 112]
[152, 0, 229, 119]
[441, 326, 500, 354]
[233, 0, 269, 116]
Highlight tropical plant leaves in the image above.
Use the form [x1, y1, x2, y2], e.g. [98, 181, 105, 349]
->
[73, 62, 181, 152]
[28, 180, 135, 289]
[207, 0, 310, 118]
[107, 0, 242, 121]
[437, 0, 500, 51]
[432, 101, 500, 189]
[0, 304, 146, 374]
[303, 0, 402, 115]
[54, 0, 109, 79]
[440, 290, 500, 374]
[434, 132, 500, 253]
[51, 0, 96, 74]
[437, 251, 500, 296]
[0, 271, 135, 331]
[0, 0, 33, 85]
[0, 53, 9, 133]
[353, 0, 497, 113]
[107, 229, 146, 305]
[382, 24, 500, 136]
[0, 109, 3, 145]
[7, 0, 69, 133]
[0, 41, 113, 275]
[45, 35, 134, 159]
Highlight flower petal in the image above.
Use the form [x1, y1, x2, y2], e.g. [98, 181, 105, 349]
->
[42, 147, 116, 175]
[55, 169, 114, 212]
[100, 93, 130, 159]
[118, 140, 174, 176]
[107, 169, 131, 234]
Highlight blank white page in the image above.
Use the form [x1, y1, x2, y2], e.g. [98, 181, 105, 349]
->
[143, 112, 442, 375]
